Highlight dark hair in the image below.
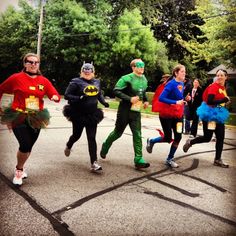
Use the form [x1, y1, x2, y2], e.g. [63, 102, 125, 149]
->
[193, 78, 201, 88]
[216, 69, 228, 76]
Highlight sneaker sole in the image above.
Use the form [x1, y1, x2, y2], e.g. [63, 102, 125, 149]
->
[165, 162, 179, 168]
[13, 179, 23, 185]
[100, 152, 106, 159]
[135, 163, 150, 169]
[91, 167, 103, 172]
[213, 163, 229, 168]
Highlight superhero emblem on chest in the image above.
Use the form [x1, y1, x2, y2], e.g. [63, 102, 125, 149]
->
[219, 88, 226, 96]
[29, 86, 36, 90]
[84, 85, 98, 96]
[38, 84, 44, 91]
[177, 85, 183, 92]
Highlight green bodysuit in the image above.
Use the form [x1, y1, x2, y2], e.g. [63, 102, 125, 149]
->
[100, 72, 150, 168]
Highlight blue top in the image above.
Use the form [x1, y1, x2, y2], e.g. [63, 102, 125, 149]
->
[159, 78, 184, 104]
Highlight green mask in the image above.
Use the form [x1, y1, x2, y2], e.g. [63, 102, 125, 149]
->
[135, 61, 145, 68]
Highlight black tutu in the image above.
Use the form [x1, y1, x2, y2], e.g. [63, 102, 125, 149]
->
[62, 104, 72, 121]
[63, 105, 104, 125]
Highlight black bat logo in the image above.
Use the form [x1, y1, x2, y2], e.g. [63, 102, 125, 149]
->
[84, 85, 98, 96]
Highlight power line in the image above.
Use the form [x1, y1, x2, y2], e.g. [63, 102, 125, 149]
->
[45, 11, 236, 38]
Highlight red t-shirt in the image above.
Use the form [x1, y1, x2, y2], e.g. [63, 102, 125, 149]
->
[203, 82, 227, 105]
[0, 72, 60, 110]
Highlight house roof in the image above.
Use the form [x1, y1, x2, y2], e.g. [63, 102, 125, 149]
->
[207, 64, 236, 75]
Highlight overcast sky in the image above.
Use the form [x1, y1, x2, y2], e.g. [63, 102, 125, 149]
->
[0, 0, 18, 13]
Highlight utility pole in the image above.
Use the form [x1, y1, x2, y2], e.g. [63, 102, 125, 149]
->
[37, 0, 45, 57]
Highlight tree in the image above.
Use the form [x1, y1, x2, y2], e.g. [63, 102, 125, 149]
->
[0, 0, 171, 94]
[0, 0, 39, 81]
[176, 0, 236, 67]
[112, 9, 168, 69]
[40, 0, 113, 91]
[109, 0, 203, 62]
[102, 8, 171, 93]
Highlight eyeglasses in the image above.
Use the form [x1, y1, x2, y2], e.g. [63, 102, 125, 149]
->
[25, 60, 40, 65]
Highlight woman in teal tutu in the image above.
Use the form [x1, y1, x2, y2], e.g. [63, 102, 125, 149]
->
[183, 69, 230, 168]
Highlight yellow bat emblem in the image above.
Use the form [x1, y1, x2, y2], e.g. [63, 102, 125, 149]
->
[84, 85, 98, 96]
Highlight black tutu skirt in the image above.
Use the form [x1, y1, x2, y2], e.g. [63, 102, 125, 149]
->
[63, 105, 104, 125]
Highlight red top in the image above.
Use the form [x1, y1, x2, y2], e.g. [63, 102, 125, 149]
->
[203, 82, 227, 104]
[0, 72, 60, 111]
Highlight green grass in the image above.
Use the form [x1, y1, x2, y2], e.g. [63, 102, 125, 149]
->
[225, 113, 236, 126]
[100, 99, 156, 114]
[100, 99, 236, 126]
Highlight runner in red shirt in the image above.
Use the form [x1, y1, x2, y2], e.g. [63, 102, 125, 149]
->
[0, 53, 60, 185]
[183, 69, 230, 168]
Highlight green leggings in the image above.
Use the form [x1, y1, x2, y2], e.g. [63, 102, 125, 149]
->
[102, 108, 143, 159]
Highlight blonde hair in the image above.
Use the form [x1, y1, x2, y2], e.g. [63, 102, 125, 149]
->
[22, 53, 41, 74]
[172, 64, 185, 77]
[23, 53, 40, 64]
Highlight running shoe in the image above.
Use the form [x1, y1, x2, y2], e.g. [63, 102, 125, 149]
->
[165, 160, 179, 168]
[91, 161, 102, 172]
[146, 138, 154, 153]
[214, 159, 229, 168]
[13, 169, 24, 185]
[64, 146, 71, 157]
[183, 139, 192, 153]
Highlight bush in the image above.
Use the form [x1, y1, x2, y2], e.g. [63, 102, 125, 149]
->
[228, 97, 236, 113]
[146, 92, 154, 103]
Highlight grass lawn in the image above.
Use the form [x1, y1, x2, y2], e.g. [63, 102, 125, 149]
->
[100, 99, 236, 126]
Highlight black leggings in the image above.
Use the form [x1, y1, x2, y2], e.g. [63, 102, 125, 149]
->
[13, 123, 40, 153]
[66, 120, 97, 164]
[159, 117, 182, 144]
[191, 121, 225, 160]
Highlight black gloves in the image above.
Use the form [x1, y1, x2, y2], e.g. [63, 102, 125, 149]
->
[104, 102, 109, 108]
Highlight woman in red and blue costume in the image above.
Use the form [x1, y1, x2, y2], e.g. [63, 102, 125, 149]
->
[0, 53, 60, 185]
[183, 69, 230, 168]
[146, 64, 189, 168]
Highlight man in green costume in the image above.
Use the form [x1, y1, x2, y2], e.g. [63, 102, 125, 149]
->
[100, 58, 150, 168]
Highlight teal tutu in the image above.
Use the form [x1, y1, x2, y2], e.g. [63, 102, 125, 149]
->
[197, 102, 229, 123]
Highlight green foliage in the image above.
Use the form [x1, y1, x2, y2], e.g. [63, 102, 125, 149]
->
[112, 8, 168, 70]
[1, 0, 235, 95]
[0, 0, 38, 79]
[177, 0, 236, 67]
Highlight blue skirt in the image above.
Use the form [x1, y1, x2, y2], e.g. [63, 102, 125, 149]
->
[197, 102, 229, 124]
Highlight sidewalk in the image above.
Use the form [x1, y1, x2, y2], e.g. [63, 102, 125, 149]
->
[0, 99, 236, 236]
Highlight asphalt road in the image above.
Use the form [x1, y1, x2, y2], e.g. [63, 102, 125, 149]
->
[0, 99, 236, 236]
